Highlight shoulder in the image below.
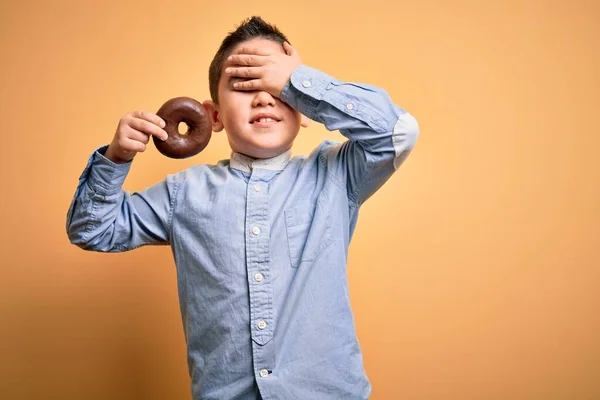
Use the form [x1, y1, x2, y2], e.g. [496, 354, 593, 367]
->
[284, 140, 346, 188]
[289, 140, 343, 167]
[165, 159, 232, 187]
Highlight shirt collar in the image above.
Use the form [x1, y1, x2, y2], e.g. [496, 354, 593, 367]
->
[229, 150, 292, 173]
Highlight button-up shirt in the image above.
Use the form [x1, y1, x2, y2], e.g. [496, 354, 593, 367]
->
[67, 65, 419, 399]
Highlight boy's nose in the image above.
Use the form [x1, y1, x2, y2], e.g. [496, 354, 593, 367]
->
[252, 90, 276, 107]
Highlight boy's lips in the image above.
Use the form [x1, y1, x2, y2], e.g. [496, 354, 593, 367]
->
[250, 113, 281, 126]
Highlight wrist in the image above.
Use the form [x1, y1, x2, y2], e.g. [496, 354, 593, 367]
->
[104, 144, 133, 164]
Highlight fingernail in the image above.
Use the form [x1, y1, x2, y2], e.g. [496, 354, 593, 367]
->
[160, 120, 166, 128]
[228, 56, 232, 61]
[225, 68, 231, 73]
[233, 82, 239, 88]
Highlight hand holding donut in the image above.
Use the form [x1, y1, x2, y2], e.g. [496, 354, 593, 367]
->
[152, 97, 212, 159]
[105, 111, 168, 164]
[105, 97, 213, 163]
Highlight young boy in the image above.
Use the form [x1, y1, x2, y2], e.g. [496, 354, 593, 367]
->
[67, 16, 419, 400]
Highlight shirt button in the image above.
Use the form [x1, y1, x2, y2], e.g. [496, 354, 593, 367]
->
[253, 183, 261, 192]
[252, 226, 261, 235]
[302, 80, 311, 88]
[346, 103, 354, 110]
[254, 273, 263, 282]
[257, 320, 267, 330]
[259, 369, 269, 378]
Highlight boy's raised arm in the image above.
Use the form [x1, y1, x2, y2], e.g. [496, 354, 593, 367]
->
[281, 64, 419, 205]
[226, 42, 419, 206]
[66, 111, 176, 252]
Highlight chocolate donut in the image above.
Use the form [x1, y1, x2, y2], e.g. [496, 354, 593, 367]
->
[153, 97, 212, 159]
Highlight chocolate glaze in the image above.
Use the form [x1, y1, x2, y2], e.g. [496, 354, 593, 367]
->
[153, 97, 212, 159]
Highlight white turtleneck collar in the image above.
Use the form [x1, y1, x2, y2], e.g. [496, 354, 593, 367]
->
[229, 150, 292, 173]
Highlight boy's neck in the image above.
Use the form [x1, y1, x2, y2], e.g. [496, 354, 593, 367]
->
[230, 150, 292, 173]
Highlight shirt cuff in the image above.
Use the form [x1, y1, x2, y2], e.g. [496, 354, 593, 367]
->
[280, 65, 336, 120]
[83, 145, 133, 194]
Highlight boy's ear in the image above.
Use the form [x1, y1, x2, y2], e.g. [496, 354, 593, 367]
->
[202, 100, 224, 132]
[300, 114, 310, 128]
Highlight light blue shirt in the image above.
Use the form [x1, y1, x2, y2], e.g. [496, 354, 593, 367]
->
[66, 65, 419, 400]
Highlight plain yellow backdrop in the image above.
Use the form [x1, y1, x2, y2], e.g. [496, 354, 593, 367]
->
[1, 0, 599, 399]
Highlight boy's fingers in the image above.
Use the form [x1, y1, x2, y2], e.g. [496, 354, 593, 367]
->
[233, 79, 261, 91]
[227, 54, 264, 66]
[129, 117, 168, 140]
[127, 128, 151, 145]
[125, 137, 147, 153]
[225, 66, 261, 78]
[130, 110, 166, 128]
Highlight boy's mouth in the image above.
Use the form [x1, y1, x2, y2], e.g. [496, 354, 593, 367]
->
[250, 113, 281, 126]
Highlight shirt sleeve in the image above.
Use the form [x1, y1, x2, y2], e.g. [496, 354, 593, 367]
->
[280, 65, 420, 206]
[66, 145, 179, 252]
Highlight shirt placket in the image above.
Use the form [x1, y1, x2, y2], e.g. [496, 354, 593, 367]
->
[245, 169, 275, 391]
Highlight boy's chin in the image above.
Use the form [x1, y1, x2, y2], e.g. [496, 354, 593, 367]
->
[236, 143, 293, 159]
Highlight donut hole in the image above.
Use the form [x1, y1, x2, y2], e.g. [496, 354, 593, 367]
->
[177, 122, 190, 135]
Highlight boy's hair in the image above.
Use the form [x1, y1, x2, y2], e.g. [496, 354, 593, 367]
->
[208, 16, 290, 104]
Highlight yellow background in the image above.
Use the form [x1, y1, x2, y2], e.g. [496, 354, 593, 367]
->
[1, 0, 598, 399]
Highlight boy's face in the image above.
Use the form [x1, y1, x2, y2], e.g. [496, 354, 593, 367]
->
[203, 38, 309, 159]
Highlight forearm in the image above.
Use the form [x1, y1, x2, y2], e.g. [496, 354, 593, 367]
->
[281, 65, 419, 161]
[281, 65, 420, 205]
[66, 146, 173, 252]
